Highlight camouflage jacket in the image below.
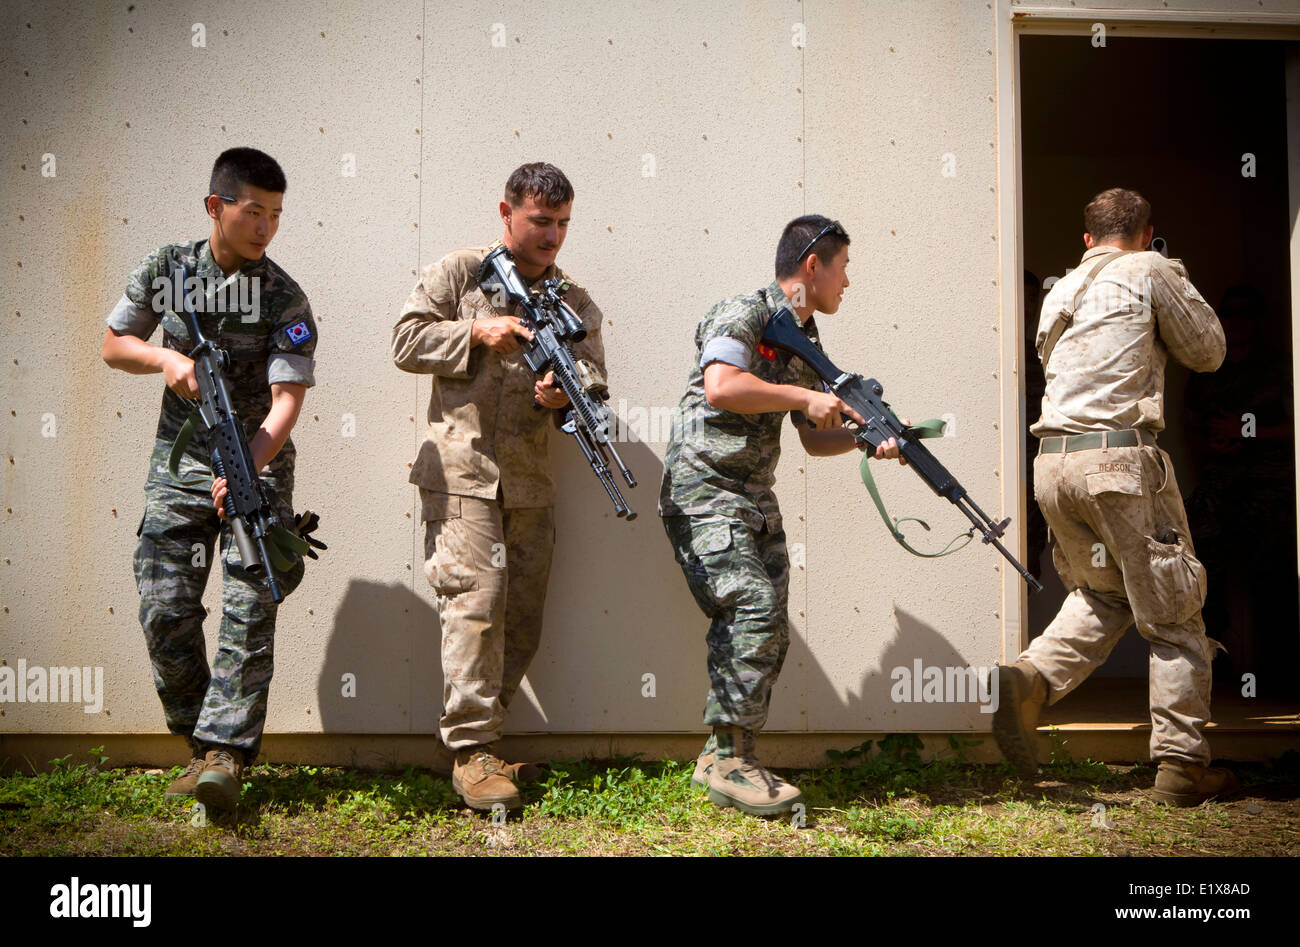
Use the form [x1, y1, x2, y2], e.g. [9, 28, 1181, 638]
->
[1031, 246, 1224, 438]
[107, 239, 317, 496]
[658, 280, 824, 528]
[391, 242, 606, 509]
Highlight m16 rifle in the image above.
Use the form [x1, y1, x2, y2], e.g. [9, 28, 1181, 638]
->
[761, 307, 1042, 592]
[476, 245, 637, 519]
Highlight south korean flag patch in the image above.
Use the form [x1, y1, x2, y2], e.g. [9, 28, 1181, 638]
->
[286, 321, 313, 347]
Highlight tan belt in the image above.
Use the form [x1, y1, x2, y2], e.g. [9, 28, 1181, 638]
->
[1038, 429, 1156, 454]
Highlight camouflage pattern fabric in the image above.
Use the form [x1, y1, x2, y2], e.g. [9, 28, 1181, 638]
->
[392, 242, 606, 509]
[1025, 445, 1215, 764]
[108, 239, 317, 496]
[1024, 246, 1225, 766]
[1030, 248, 1223, 438]
[663, 514, 790, 756]
[421, 490, 554, 749]
[109, 239, 317, 762]
[134, 482, 304, 763]
[659, 280, 824, 524]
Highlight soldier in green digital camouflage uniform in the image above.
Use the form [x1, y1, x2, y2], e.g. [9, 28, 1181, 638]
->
[102, 148, 317, 812]
[660, 216, 901, 817]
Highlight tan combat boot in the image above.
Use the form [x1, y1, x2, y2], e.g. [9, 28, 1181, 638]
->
[691, 752, 715, 790]
[1151, 760, 1240, 807]
[706, 726, 802, 817]
[452, 746, 521, 811]
[992, 660, 1047, 778]
[164, 741, 208, 799]
[194, 746, 245, 812]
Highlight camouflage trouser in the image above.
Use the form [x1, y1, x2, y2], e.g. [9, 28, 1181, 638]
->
[421, 491, 554, 750]
[663, 514, 790, 750]
[1023, 444, 1214, 764]
[133, 481, 303, 763]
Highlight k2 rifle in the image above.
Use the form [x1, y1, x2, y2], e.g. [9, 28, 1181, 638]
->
[170, 263, 308, 602]
[476, 245, 637, 519]
[761, 307, 1042, 592]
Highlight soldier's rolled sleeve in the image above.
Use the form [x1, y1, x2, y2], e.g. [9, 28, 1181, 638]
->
[700, 338, 751, 371]
[106, 293, 159, 339]
[391, 260, 474, 378]
[268, 292, 318, 388]
[699, 300, 764, 359]
[1152, 259, 1225, 373]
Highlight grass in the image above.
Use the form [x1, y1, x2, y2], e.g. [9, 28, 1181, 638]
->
[1, 740, 1296, 856]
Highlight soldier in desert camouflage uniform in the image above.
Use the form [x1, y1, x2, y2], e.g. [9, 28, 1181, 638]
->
[392, 163, 605, 811]
[102, 148, 317, 812]
[660, 216, 901, 818]
[994, 187, 1238, 806]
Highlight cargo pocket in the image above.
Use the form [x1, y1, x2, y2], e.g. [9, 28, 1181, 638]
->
[685, 519, 734, 598]
[1130, 532, 1208, 626]
[421, 492, 477, 596]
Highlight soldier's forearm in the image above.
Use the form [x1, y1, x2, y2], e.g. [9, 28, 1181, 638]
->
[250, 383, 306, 471]
[391, 318, 473, 377]
[101, 328, 172, 375]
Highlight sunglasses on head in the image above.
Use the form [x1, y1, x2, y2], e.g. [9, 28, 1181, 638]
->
[795, 220, 847, 265]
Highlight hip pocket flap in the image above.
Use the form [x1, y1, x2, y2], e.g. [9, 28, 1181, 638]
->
[689, 521, 734, 557]
[420, 490, 462, 522]
[1084, 465, 1142, 497]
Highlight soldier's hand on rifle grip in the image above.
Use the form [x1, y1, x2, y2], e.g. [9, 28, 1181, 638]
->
[211, 476, 229, 520]
[163, 350, 199, 398]
[805, 390, 861, 430]
[533, 370, 569, 409]
[471, 316, 533, 354]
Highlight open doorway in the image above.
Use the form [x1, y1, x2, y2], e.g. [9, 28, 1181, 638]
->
[1020, 34, 1300, 725]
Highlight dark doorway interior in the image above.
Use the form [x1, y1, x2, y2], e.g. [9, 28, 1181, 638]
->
[1020, 35, 1299, 704]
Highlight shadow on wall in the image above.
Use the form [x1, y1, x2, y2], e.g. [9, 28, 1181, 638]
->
[807, 605, 1000, 734]
[316, 579, 442, 737]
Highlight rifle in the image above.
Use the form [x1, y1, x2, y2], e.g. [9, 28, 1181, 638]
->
[169, 263, 309, 602]
[1150, 236, 1169, 258]
[761, 307, 1043, 592]
[476, 246, 637, 519]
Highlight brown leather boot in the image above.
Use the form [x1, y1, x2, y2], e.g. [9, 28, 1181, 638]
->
[992, 660, 1047, 778]
[706, 727, 802, 817]
[452, 746, 521, 811]
[165, 742, 208, 799]
[194, 746, 245, 812]
[1151, 760, 1240, 807]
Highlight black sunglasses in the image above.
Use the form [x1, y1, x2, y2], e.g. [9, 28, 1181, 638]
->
[795, 220, 847, 265]
[202, 193, 238, 210]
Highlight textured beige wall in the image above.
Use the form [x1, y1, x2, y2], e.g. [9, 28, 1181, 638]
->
[2, 0, 1289, 749]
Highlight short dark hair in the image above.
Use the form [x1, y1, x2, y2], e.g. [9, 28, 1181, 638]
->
[504, 162, 574, 207]
[775, 215, 850, 279]
[1084, 187, 1150, 241]
[209, 147, 287, 198]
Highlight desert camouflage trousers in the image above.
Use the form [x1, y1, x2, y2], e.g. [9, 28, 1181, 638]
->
[1023, 443, 1215, 764]
[421, 490, 554, 750]
[134, 481, 303, 763]
[663, 513, 790, 752]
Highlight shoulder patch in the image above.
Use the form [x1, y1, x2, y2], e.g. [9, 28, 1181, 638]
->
[286, 321, 313, 346]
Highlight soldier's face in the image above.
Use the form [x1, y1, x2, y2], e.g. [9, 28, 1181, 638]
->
[501, 194, 571, 277]
[212, 185, 282, 262]
[809, 245, 851, 315]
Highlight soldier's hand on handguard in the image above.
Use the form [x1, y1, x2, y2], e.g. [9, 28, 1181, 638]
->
[211, 476, 229, 520]
[868, 417, 909, 465]
[471, 316, 533, 354]
[806, 390, 862, 430]
[163, 350, 199, 398]
[534, 370, 569, 409]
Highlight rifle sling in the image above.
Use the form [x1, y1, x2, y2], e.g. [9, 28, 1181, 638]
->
[857, 418, 975, 559]
[1039, 249, 1132, 371]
